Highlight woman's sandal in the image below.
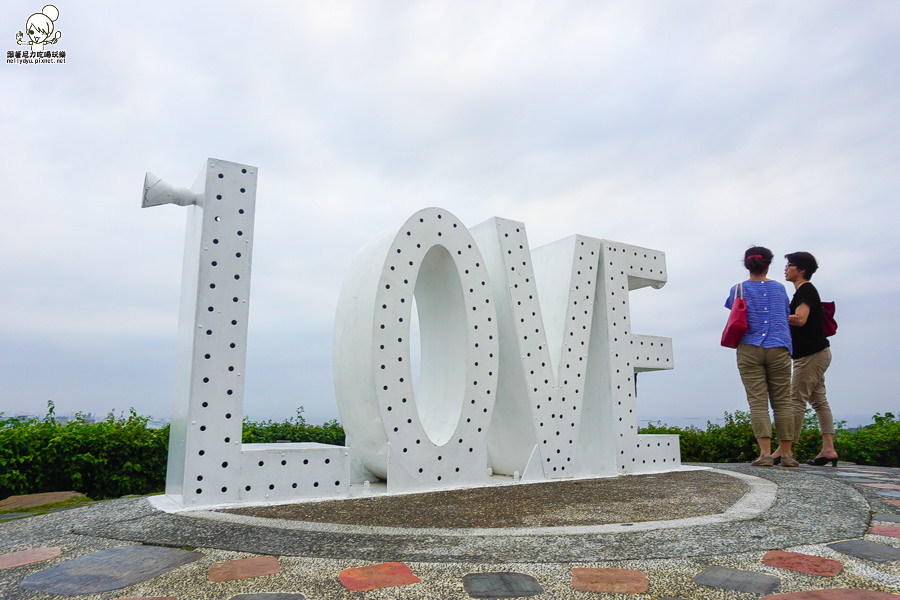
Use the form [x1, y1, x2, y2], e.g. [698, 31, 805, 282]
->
[807, 456, 838, 467]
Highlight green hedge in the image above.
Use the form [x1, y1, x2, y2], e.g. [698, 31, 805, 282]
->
[241, 407, 345, 446]
[2, 404, 897, 501]
[0, 403, 344, 500]
[642, 409, 900, 467]
[0, 404, 168, 500]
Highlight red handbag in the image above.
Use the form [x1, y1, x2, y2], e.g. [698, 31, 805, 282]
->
[822, 301, 837, 337]
[721, 283, 748, 348]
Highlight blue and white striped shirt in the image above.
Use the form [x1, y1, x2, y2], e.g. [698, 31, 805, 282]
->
[724, 280, 792, 352]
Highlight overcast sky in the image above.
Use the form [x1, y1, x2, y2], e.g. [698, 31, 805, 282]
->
[2, 1, 898, 429]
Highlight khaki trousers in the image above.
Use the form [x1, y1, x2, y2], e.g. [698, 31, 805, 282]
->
[736, 344, 794, 441]
[791, 347, 833, 439]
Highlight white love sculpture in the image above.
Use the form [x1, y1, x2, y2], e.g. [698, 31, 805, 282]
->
[145, 158, 678, 509]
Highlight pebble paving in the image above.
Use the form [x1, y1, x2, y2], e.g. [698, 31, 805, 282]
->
[1, 464, 899, 599]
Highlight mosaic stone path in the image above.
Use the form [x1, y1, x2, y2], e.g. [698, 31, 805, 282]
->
[5, 544, 900, 598]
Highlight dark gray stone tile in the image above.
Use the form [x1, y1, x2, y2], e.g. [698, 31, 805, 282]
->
[873, 513, 900, 523]
[463, 572, 544, 598]
[0, 512, 34, 521]
[692, 565, 780, 595]
[828, 539, 900, 562]
[231, 595, 307, 600]
[19, 545, 202, 595]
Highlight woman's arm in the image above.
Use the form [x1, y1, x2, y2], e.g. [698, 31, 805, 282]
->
[789, 302, 810, 327]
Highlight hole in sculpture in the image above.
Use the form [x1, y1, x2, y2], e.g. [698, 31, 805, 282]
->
[410, 245, 467, 446]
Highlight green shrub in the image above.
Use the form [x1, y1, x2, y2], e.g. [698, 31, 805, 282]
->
[1, 403, 346, 500]
[834, 412, 899, 467]
[638, 409, 899, 465]
[242, 407, 345, 446]
[0, 402, 168, 500]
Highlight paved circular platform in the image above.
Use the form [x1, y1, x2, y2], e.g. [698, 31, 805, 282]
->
[2, 463, 899, 599]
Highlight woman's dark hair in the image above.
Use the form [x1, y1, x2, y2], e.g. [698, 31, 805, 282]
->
[785, 251, 818, 278]
[744, 246, 773, 275]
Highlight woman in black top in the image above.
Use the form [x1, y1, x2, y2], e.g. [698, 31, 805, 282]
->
[784, 251, 837, 466]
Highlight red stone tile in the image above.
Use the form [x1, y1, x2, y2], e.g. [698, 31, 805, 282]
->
[861, 483, 900, 490]
[208, 556, 279, 582]
[0, 547, 62, 570]
[869, 525, 900, 538]
[338, 562, 421, 592]
[571, 568, 649, 593]
[762, 589, 900, 599]
[885, 499, 900, 507]
[761, 550, 842, 577]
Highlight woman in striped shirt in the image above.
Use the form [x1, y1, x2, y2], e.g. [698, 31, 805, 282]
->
[725, 246, 798, 467]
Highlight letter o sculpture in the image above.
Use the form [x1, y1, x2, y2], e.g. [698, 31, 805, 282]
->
[333, 208, 499, 491]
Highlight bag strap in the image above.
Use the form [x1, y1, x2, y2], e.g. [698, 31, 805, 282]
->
[733, 282, 743, 301]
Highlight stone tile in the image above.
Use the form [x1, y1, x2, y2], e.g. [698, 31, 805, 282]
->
[762, 589, 900, 599]
[861, 483, 900, 490]
[0, 491, 86, 510]
[0, 512, 34, 521]
[884, 499, 900, 507]
[693, 565, 780, 595]
[338, 562, 420, 592]
[571, 567, 649, 593]
[869, 525, 900, 538]
[828, 540, 900, 562]
[114, 597, 178, 600]
[0, 546, 61, 570]
[873, 513, 900, 523]
[208, 556, 280, 582]
[877, 490, 900, 499]
[761, 550, 842, 577]
[19, 545, 202, 595]
[462, 572, 544, 598]
[230, 595, 307, 600]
